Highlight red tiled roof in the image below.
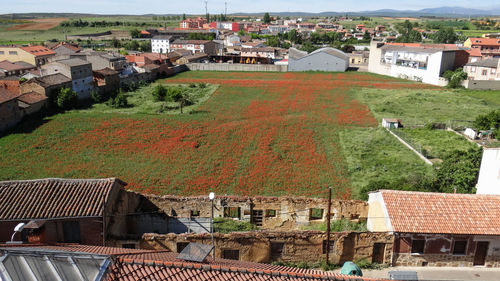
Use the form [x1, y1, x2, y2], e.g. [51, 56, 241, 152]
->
[387, 43, 460, 50]
[468, 38, 500, 46]
[0, 60, 22, 71]
[0, 88, 19, 104]
[467, 48, 483, 57]
[0, 178, 126, 220]
[53, 42, 81, 52]
[0, 244, 383, 281]
[379, 190, 500, 235]
[20, 46, 56, 57]
[16, 91, 47, 105]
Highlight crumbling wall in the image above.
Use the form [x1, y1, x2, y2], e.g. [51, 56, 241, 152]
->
[146, 195, 368, 231]
[141, 231, 393, 265]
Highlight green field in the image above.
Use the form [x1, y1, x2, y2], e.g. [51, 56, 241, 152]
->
[1, 71, 500, 199]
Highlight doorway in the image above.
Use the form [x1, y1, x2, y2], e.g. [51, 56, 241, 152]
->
[372, 243, 386, 264]
[474, 242, 489, 266]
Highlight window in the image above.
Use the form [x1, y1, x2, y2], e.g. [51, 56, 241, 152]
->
[270, 242, 285, 259]
[177, 242, 189, 253]
[266, 209, 277, 217]
[224, 207, 240, 218]
[453, 240, 467, 255]
[309, 208, 324, 220]
[492, 69, 496, 75]
[251, 210, 263, 226]
[322, 240, 335, 254]
[482, 69, 488, 76]
[190, 210, 200, 217]
[222, 249, 239, 260]
[0, 51, 4, 54]
[9, 51, 17, 55]
[471, 67, 476, 73]
[411, 239, 425, 254]
[62, 221, 81, 243]
[122, 243, 136, 249]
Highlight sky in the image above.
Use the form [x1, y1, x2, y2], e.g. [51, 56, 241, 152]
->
[2, 0, 500, 15]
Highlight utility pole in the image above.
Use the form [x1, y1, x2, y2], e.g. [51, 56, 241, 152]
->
[205, 1, 208, 17]
[325, 187, 332, 265]
[225, 1, 227, 18]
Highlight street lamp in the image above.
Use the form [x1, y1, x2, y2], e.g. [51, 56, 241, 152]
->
[10, 223, 25, 243]
[209, 192, 215, 258]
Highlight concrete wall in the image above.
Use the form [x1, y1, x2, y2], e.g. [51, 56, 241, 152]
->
[463, 80, 500, 90]
[142, 231, 394, 265]
[186, 63, 287, 72]
[367, 192, 393, 232]
[146, 195, 368, 231]
[476, 148, 500, 195]
[393, 233, 500, 267]
[289, 52, 348, 72]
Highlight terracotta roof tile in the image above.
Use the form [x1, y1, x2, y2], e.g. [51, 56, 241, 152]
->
[0, 178, 126, 220]
[0, 88, 19, 104]
[468, 38, 500, 46]
[0, 244, 385, 281]
[20, 46, 56, 57]
[380, 190, 500, 235]
[16, 91, 47, 104]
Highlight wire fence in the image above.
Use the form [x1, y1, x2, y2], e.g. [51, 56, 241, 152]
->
[389, 128, 431, 160]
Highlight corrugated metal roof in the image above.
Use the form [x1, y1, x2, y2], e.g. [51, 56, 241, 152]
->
[0, 178, 126, 220]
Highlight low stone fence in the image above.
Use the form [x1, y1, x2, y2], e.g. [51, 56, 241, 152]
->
[463, 80, 500, 90]
[186, 63, 288, 72]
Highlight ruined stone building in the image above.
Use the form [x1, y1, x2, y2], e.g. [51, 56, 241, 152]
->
[148, 195, 368, 231]
[142, 230, 393, 266]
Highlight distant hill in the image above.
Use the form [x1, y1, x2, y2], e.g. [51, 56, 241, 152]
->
[1, 6, 500, 19]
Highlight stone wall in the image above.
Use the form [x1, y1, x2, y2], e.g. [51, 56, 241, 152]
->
[393, 233, 500, 267]
[463, 80, 500, 90]
[141, 231, 393, 265]
[146, 195, 368, 231]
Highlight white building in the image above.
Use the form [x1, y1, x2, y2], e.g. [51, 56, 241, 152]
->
[224, 35, 241, 47]
[476, 148, 500, 195]
[151, 35, 172, 54]
[288, 47, 349, 72]
[368, 41, 465, 86]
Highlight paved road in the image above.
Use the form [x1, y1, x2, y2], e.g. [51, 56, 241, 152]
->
[340, 266, 500, 281]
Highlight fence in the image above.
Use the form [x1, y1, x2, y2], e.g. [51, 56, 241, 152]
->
[387, 128, 433, 165]
[186, 63, 288, 72]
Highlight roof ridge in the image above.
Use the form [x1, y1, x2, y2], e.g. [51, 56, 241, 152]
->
[0, 177, 122, 185]
[379, 189, 500, 197]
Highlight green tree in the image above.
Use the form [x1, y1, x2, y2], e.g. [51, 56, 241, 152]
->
[474, 110, 500, 137]
[433, 27, 458, 44]
[435, 148, 482, 194]
[408, 30, 422, 42]
[171, 89, 192, 113]
[111, 37, 121, 48]
[152, 85, 167, 101]
[182, 13, 186, 21]
[56, 87, 78, 110]
[108, 90, 129, 108]
[263, 12, 271, 24]
[442, 68, 467, 88]
[362, 31, 371, 41]
[130, 28, 141, 38]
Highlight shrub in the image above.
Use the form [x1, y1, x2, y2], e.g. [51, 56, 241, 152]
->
[443, 68, 467, 88]
[199, 83, 207, 88]
[152, 85, 167, 101]
[107, 90, 129, 108]
[56, 88, 78, 110]
[213, 218, 258, 233]
[189, 83, 197, 88]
